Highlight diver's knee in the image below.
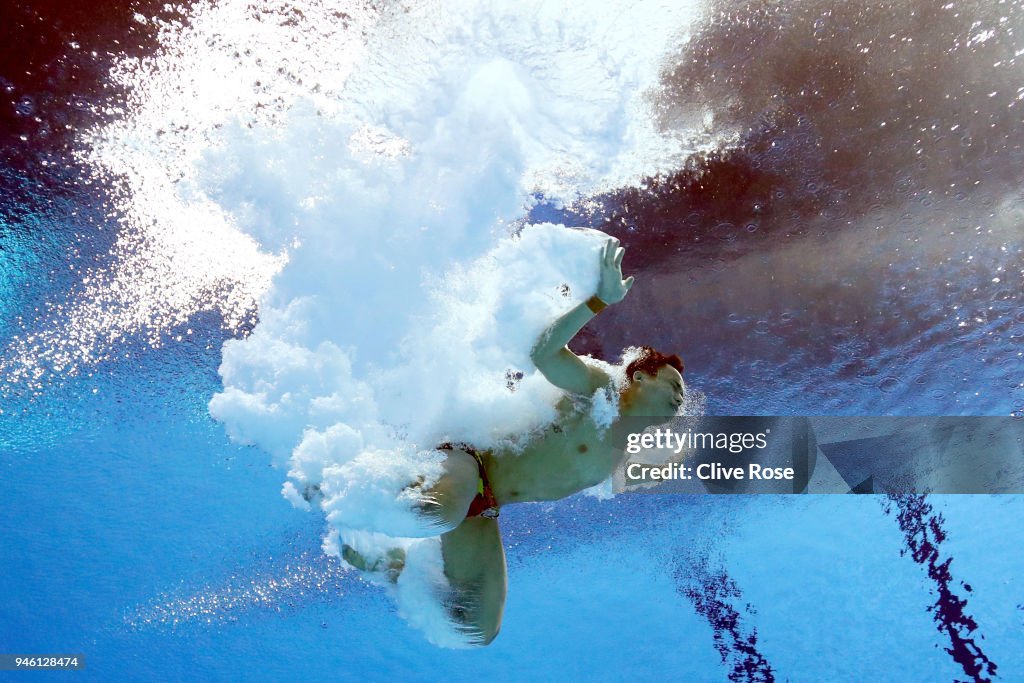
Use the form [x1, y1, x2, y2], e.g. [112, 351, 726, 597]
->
[409, 451, 480, 533]
[464, 618, 501, 646]
[412, 495, 466, 535]
[445, 592, 503, 646]
[448, 611, 501, 646]
[476, 622, 500, 646]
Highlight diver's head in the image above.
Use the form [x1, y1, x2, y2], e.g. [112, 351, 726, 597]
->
[618, 346, 685, 417]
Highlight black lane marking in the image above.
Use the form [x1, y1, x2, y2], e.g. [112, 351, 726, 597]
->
[884, 493, 998, 683]
[675, 554, 776, 683]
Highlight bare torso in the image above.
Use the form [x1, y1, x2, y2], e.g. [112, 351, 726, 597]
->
[481, 394, 625, 505]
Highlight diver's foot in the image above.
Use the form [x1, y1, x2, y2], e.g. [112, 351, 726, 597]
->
[302, 483, 324, 505]
[342, 544, 405, 583]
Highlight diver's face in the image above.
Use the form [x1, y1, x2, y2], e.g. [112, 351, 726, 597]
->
[624, 365, 685, 417]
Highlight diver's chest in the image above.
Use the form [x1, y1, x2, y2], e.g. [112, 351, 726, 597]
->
[541, 421, 620, 475]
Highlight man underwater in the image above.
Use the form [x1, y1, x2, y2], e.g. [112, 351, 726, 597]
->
[341, 236, 685, 646]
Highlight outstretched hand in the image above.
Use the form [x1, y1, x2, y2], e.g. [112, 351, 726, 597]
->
[595, 237, 634, 305]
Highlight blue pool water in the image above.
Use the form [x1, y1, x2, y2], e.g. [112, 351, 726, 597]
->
[4, 354, 1023, 680]
[3, 0, 1024, 680]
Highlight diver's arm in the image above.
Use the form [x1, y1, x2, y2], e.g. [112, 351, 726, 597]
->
[530, 237, 634, 395]
[530, 305, 608, 395]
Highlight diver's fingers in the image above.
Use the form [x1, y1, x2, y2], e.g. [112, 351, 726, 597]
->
[606, 238, 620, 265]
[614, 246, 624, 269]
[624, 275, 635, 290]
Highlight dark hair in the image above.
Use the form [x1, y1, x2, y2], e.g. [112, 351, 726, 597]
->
[624, 346, 684, 384]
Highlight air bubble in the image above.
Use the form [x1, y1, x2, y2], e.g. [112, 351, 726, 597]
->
[14, 96, 35, 117]
[878, 377, 900, 393]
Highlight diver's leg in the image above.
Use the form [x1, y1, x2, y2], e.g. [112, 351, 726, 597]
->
[438, 516, 508, 645]
[409, 448, 480, 534]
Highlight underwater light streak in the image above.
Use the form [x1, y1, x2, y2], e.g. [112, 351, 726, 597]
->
[127, 552, 351, 629]
[0, 0, 379, 393]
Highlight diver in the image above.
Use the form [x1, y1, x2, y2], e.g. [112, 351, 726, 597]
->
[341, 236, 685, 646]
